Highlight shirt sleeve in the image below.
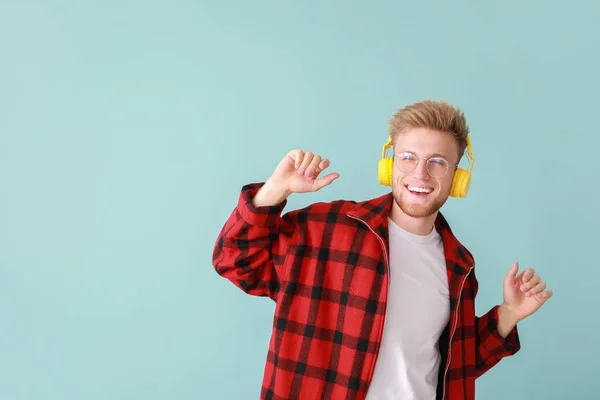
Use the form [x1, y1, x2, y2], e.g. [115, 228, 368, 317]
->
[212, 182, 295, 301]
[475, 305, 521, 377]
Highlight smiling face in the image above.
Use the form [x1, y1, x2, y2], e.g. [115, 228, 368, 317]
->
[391, 127, 460, 220]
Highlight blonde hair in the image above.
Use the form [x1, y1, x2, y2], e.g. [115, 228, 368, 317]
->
[388, 100, 469, 161]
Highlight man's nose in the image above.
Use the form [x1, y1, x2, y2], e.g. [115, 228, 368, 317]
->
[412, 159, 430, 179]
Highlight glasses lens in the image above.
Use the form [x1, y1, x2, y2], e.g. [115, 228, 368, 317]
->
[396, 152, 417, 172]
[427, 158, 449, 178]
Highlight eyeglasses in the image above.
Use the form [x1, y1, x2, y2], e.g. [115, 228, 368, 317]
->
[394, 152, 458, 178]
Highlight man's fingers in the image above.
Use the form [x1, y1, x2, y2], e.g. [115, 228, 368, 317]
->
[526, 281, 546, 296]
[319, 158, 330, 171]
[298, 152, 314, 174]
[288, 149, 304, 169]
[536, 290, 553, 301]
[521, 274, 541, 293]
[284, 149, 335, 189]
[532, 289, 553, 304]
[314, 158, 330, 176]
[305, 155, 322, 177]
[519, 268, 535, 284]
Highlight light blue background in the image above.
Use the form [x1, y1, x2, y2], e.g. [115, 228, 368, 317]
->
[1, 1, 597, 399]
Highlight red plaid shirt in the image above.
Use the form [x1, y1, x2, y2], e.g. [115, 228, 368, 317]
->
[213, 182, 520, 400]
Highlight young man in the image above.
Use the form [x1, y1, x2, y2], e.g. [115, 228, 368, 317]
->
[212, 100, 552, 400]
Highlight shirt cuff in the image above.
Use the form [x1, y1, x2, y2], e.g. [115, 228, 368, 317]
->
[236, 182, 288, 227]
[483, 305, 521, 357]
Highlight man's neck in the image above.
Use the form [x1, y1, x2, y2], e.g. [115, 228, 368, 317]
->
[389, 203, 437, 236]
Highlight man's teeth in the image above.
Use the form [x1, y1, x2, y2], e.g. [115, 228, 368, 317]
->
[408, 185, 433, 193]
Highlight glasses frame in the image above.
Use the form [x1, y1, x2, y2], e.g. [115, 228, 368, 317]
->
[393, 151, 459, 178]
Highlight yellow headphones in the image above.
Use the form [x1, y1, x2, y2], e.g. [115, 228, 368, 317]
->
[377, 136, 475, 198]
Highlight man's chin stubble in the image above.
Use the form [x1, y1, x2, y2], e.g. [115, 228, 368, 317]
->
[393, 192, 446, 219]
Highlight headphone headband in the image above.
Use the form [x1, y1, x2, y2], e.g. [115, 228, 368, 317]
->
[381, 137, 392, 159]
[464, 136, 474, 173]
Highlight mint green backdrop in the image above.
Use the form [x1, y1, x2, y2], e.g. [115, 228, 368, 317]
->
[1, 1, 597, 399]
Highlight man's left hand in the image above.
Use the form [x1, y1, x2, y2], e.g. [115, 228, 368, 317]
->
[501, 261, 553, 323]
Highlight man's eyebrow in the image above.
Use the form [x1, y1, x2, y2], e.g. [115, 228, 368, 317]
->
[428, 152, 451, 159]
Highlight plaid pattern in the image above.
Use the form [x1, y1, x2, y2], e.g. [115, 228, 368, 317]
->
[213, 182, 520, 400]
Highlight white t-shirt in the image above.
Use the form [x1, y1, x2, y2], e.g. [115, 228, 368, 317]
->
[365, 218, 450, 400]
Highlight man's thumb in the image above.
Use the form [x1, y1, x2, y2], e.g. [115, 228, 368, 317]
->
[313, 173, 339, 191]
[504, 262, 519, 285]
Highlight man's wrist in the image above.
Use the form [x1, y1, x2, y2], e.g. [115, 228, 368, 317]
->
[497, 303, 519, 338]
[252, 178, 292, 207]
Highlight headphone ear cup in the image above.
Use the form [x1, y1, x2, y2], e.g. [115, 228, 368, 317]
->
[450, 168, 471, 198]
[378, 157, 393, 186]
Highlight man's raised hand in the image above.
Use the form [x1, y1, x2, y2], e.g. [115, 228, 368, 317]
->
[253, 149, 339, 207]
